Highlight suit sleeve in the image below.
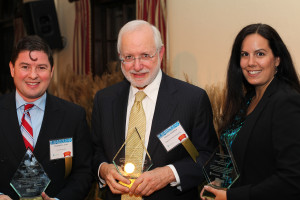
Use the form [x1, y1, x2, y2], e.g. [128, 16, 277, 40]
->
[173, 90, 218, 191]
[227, 92, 300, 200]
[56, 108, 93, 200]
[91, 92, 109, 176]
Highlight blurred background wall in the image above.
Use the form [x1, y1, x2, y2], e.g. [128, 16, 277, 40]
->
[167, 0, 300, 87]
[1, 0, 300, 90]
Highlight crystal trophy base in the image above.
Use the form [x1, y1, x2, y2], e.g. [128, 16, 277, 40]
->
[20, 197, 43, 200]
[10, 149, 51, 198]
[113, 128, 152, 188]
[113, 155, 152, 188]
[202, 139, 239, 199]
[119, 178, 135, 188]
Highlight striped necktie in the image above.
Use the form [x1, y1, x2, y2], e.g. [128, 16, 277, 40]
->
[121, 91, 146, 200]
[21, 104, 34, 152]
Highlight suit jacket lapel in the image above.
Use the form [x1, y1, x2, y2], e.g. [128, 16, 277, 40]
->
[1, 92, 27, 162]
[113, 81, 130, 154]
[232, 78, 279, 172]
[148, 73, 178, 157]
[34, 94, 65, 159]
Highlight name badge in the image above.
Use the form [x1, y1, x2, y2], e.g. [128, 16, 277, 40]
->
[157, 121, 188, 152]
[49, 138, 73, 160]
[157, 121, 199, 162]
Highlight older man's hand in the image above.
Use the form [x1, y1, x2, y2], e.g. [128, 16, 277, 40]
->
[129, 166, 176, 197]
[99, 163, 131, 194]
[0, 194, 12, 200]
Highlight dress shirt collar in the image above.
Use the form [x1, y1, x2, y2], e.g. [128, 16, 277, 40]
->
[16, 91, 47, 111]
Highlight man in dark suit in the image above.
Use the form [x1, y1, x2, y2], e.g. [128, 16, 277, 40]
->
[0, 35, 93, 200]
[92, 20, 218, 200]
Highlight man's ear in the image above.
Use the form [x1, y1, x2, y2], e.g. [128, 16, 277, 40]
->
[50, 65, 54, 78]
[159, 46, 165, 62]
[9, 61, 15, 78]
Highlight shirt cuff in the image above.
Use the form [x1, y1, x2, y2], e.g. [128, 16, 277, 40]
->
[167, 164, 182, 191]
[98, 162, 107, 188]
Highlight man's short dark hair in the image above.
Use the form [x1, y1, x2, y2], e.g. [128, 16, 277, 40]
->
[11, 35, 53, 68]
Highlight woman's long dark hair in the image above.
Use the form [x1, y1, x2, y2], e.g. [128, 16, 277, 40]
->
[219, 23, 300, 133]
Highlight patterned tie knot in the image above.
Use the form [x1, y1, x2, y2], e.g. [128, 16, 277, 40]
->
[24, 104, 34, 112]
[135, 91, 146, 102]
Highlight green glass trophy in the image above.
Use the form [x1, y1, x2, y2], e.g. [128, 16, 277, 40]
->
[202, 139, 239, 199]
[113, 128, 152, 188]
[10, 149, 51, 200]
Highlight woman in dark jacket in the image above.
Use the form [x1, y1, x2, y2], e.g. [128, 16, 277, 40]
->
[202, 23, 300, 200]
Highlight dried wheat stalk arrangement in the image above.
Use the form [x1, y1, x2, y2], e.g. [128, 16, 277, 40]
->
[184, 73, 225, 137]
[48, 61, 124, 127]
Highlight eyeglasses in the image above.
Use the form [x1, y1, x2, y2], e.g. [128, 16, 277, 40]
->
[120, 49, 159, 64]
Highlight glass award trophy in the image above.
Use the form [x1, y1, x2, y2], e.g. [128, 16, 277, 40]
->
[202, 138, 239, 199]
[10, 149, 51, 200]
[113, 128, 153, 188]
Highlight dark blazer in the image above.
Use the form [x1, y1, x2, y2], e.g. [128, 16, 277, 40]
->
[92, 73, 218, 200]
[0, 92, 93, 200]
[227, 78, 300, 200]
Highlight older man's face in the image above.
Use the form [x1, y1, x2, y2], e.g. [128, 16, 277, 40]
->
[120, 26, 164, 89]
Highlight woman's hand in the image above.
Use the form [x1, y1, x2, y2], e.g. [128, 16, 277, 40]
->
[200, 185, 227, 200]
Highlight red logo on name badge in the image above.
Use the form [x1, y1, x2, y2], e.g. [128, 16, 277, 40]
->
[178, 134, 186, 141]
[64, 151, 71, 157]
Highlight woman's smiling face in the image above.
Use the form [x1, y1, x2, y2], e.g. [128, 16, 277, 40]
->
[240, 33, 280, 92]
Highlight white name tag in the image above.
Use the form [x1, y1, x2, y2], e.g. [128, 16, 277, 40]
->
[49, 138, 73, 160]
[157, 121, 188, 152]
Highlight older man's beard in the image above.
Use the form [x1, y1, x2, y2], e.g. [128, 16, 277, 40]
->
[121, 61, 161, 89]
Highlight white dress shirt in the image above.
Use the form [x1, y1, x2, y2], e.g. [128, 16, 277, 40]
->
[99, 70, 181, 190]
[126, 70, 181, 188]
[16, 91, 46, 148]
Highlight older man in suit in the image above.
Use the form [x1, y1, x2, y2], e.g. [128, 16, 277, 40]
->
[92, 20, 218, 200]
[0, 35, 93, 200]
